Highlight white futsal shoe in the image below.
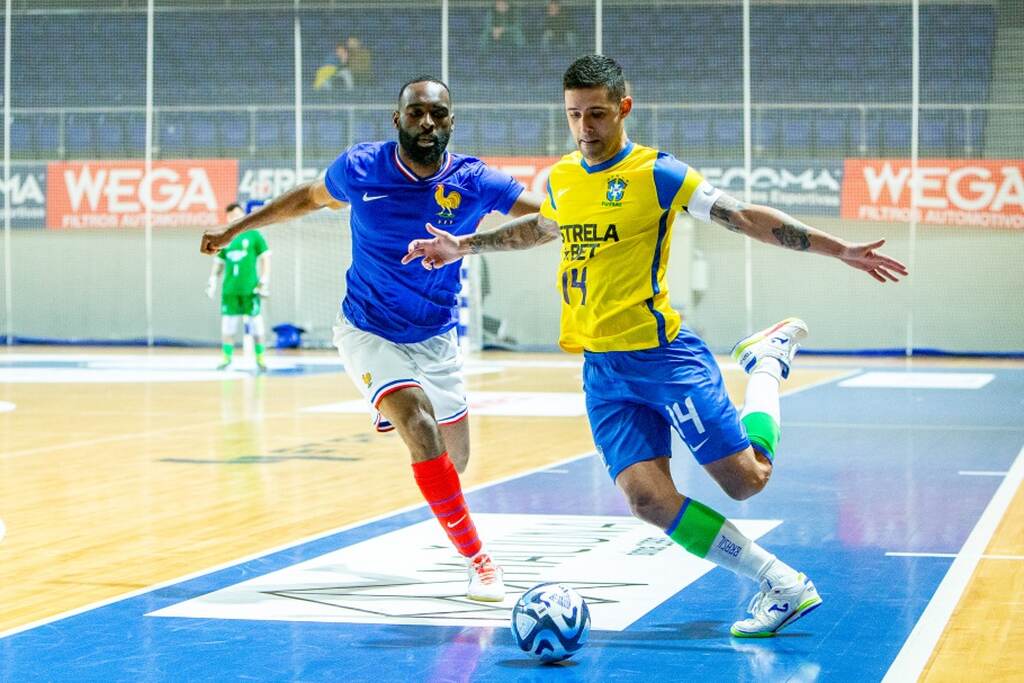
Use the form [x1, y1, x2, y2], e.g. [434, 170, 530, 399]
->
[466, 552, 505, 602]
[730, 573, 822, 638]
[731, 317, 809, 379]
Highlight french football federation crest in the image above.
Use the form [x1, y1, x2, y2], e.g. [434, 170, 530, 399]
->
[434, 184, 462, 218]
[361, 372, 372, 387]
[606, 176, 628, 203]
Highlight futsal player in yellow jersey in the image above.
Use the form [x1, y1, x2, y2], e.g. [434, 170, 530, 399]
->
[405, 55, 907, 637]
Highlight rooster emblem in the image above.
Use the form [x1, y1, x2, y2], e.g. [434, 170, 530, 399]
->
[361, 372, 372, 387]
[434, 184, 462, 218]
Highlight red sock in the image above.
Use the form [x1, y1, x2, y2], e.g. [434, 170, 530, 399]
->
[412, 452, 482, 558]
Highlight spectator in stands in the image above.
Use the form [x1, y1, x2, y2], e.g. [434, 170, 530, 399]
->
[314, 42, 354, 92]
[480, 0, 525, 54]
[345, 36, 374, 86]
[541, 0, 577, 52]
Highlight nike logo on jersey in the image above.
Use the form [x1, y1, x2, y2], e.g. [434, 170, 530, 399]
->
[363, 192, 388, 201]
[690, 437, 710, 452]
[447, 515, 467, 528]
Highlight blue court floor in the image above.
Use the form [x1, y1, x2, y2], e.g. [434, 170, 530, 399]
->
[2, 366, 1022, 682]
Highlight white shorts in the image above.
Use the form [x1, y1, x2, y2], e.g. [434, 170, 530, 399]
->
[332, 315, 468, 432]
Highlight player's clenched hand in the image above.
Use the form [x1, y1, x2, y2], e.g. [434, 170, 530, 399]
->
[838, 239, 909, 283]
[200, 227, 233, 255]
[402, 223, 462, 270]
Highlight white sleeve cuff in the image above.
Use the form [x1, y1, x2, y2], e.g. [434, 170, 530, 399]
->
[686, 181, 722, 223]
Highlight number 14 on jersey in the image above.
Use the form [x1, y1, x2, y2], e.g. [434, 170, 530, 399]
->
[562, 267, 588, 306]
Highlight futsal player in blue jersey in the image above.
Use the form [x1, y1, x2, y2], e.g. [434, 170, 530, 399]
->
[201, 77, 545, 602]
[406, 55, 908, 636]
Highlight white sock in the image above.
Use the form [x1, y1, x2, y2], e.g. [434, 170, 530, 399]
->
[741, 367, 781, 423]
[757, 556, 800, 588]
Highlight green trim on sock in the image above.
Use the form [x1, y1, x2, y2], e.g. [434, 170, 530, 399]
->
[221, 343, 234, 359]
[742, 411, 780, 460]
[254, 343, 265, 357]
[667, 498, 726, 558]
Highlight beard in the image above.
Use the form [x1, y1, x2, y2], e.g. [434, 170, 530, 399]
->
[398, 126, 450, 166]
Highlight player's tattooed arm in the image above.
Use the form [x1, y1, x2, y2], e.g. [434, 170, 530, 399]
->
[706, 193, 909, 283]
[710, 194, 818, 253]
[465, 213, 560, 254]
[403, 213, 559, 270]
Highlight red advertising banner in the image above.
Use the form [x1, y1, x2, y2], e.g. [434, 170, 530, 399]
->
[841, 159, 1024, 229]
[46, 159, 239, 229]
[480, 156, 561, 196]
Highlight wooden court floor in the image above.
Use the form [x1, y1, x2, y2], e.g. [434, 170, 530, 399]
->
[0, 346, 1021, 681]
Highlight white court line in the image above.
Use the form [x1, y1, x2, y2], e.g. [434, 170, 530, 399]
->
[882, 443, 1024, 683]
[786, 421, 1024, 433]
[0, 449, 598, 640]
[958, 470, 1008, 477]
[886, 552, 1024, 560]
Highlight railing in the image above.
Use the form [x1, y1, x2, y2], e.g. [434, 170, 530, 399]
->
[10, 101, 1024, 161]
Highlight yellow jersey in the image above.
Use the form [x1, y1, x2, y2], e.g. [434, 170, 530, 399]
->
[540, 141, 721, 353]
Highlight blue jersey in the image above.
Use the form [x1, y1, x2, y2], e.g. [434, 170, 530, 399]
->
[324, 141, 524, 343]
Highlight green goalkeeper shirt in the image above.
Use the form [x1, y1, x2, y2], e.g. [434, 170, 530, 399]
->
[218, 230, 268, 296]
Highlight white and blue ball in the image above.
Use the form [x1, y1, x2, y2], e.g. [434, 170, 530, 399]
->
[510, 583, 590, 663]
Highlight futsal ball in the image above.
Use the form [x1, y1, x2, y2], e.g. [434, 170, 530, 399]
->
[510, 583, 590, 663]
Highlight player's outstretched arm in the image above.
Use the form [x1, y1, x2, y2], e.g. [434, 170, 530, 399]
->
[402, 213, 560, 270]
[200, 180, 346, 255]
[708, 193, 909, 283]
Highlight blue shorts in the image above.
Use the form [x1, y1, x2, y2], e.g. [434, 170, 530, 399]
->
[583, 327, 750, 481]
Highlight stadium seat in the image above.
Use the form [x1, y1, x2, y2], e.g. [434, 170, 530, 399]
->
[189, 115, 219, 154]
[920, 113, 950, 156]
[815, 111, 852, 155]
[511, 117, 545, 156]
[159, 119, 188, 157]
[11, 117, 34, 156]
[781, 116, 813, 156]
[66, 115, 96, 157]
[97, 115, 126, 156]
[882, 117, 912, 152]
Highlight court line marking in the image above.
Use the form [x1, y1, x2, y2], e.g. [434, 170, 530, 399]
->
[886, 552, 1024, 560]
[0, 418, 236, 461]
[0, 366, 852, 638]
[0, 449, 598, 640]
[958, 470, 1009, 476]
[787, 422, 1024, 433]
[882, 443, 1024, 683]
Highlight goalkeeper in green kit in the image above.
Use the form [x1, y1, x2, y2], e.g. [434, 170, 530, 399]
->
[206, 202, 272, 371]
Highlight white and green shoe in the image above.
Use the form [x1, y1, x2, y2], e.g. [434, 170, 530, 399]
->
[731, 317, 808, 379]
[730, 573, 822, 638]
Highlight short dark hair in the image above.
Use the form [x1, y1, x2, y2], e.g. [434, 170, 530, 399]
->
[398, 76, 452, 103]
[563, 54, 627, 101]
[225, 202, 242, 213]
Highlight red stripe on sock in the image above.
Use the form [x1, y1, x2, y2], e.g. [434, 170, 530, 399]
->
[412, 453, 482, 558]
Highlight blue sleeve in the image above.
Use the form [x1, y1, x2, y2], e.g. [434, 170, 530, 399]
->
[324, 150, 351, 202]
[652, 152, 689, 211]
[478, 164, 525, 215]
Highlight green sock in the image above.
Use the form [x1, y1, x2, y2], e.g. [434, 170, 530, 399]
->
[742, 412, 780, 462]
[221, 343, 234, 361]
[665, 497, 725, 558]
[255, 343, 265, 360]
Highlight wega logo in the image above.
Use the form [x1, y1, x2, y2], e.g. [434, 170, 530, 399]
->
[46, 159, 238, 229]
[841, 159, 1024, 229]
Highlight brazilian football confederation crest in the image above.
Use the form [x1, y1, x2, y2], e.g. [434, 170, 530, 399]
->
[603, 176, 628, 207]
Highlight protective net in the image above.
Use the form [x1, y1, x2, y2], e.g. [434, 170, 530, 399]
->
[0, 0, 1020, 354]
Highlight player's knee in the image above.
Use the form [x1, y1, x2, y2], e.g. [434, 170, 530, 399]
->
[625, 489, 670, 526]
[722, 466, 771, 501]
